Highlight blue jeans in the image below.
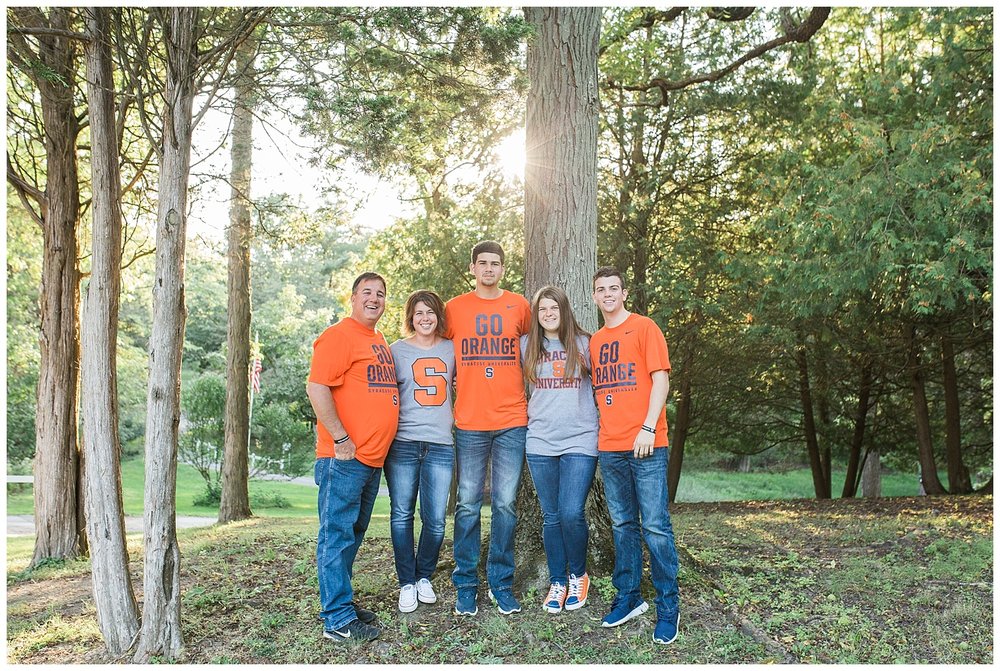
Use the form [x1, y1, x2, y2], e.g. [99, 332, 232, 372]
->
[315, 457, 381, 630]
[383, 439, 455, 586]
[526, 453, 597, 584]
[598, 448, 680, 618]
[452, 426, 526, 594]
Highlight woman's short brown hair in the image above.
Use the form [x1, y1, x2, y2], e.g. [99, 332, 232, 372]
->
[402, 289, 447, 337]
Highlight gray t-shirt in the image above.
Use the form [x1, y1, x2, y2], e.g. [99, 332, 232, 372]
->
[391, 338, 456, 446]
[520, 334, 599, 457]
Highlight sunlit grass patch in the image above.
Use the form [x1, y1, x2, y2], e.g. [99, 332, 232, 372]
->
[7, 613, 102, 661]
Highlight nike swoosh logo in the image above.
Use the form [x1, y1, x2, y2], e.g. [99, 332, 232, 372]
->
[506, 305, 515, 309]
[625, 330, 634, 335]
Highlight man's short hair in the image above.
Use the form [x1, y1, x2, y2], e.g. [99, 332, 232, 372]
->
[471, 240, 505, 265]
[592, 266, 625, 290]
[352, 271, 386, 294]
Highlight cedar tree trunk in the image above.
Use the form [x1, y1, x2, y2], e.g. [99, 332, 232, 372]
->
[135, 7, 198, 661]
[219, 35, 256, 523]
[81, 7, 141, 653]
[940, 334, 972, 494]
[796, 342, 830, 499]
[9, 7, 88, 567]
[906, 324, 947, 495]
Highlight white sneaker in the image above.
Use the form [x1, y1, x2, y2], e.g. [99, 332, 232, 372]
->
[416, 578, 437, 604]
[398, 584, 418, 613]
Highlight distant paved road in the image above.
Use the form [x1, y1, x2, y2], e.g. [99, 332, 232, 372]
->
[6, 515, 217, 537]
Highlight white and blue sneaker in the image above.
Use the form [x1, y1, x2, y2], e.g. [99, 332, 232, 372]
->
[601, 594, 648, 627]
[488, 589, 522, 615]
[653, 611, 680, 645]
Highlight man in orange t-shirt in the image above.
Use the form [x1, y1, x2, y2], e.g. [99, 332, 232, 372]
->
[307, 272, 399, 644]
[444, 240, 530, 616]
[589, 266, 680, 646]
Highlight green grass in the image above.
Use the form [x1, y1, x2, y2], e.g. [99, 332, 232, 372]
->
[8, 457, 925, 519]
[6, 458, 389, 519]
[674, 467, 922, 502]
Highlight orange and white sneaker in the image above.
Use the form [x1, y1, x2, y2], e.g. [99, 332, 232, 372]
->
[542, 582, 567, 613]
[565, 573, 590, 610]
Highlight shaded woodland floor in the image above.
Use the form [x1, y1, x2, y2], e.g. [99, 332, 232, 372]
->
[6, 495, 992, 664]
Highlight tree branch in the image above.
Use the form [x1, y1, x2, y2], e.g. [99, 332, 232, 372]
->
[6, 155, 46, 225]
[616, 7, 832, 104]
[600, 8, 686, 56]
[7, 25, 89, 42]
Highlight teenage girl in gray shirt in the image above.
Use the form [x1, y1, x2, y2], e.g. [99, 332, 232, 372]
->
[385, 290, 456, 614]
[520, 285, 599, 615]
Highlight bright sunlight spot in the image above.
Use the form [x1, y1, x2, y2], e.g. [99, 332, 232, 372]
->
[496, 128, 526, 181]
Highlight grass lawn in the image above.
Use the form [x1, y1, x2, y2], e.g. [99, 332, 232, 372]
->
[674, 466, 923, 502]
[7, 457, 925, 518]
[6, 458, 389, 519]
[6, 496, 992, 664]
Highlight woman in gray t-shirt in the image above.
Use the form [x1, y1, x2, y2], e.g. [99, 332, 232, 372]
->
[385, 290, 456, 614]
[521, 285, 599, 615]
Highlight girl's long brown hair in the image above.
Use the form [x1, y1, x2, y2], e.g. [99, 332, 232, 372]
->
[523, 285, 590, 385]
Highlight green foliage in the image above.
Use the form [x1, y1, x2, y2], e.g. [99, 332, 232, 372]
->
[6, 196, 42, 467]
[179, 372, 227, 496]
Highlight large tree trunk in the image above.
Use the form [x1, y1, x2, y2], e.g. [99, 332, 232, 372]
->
[135, 8, 198, 662]
[906, 324, 947, 495]
[517, 7, 613, 588]
[523, 6, 599, 322]
[940, 334, 972, 494]
[11, 7, 87, 568]
[33, 41, 85, 562]
[667, 375, 692, 503]
[842, 362, 873, 498]
[219, 35, 257, 523]
[796, 342, 830, 499]
[81, 8, 141, 654]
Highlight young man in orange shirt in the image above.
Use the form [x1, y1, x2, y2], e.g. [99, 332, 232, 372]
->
[590, 266, 680, 645]
[445, 241, 531, 616]
[307, 272, 399, 643]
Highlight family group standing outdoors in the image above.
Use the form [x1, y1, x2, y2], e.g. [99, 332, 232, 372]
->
[306, 241, 681, 646]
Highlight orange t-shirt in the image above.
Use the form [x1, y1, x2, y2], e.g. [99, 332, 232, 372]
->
[589, 312, 671, 451]
[445, 290, 531, 430]
[307, 317, 400, 467]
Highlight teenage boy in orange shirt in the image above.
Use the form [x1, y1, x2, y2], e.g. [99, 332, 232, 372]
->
[307, 272, 399, 643]
[445, 241, 531, 616]
[590, 266, 680, 645]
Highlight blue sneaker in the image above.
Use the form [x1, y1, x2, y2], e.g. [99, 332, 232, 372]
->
[488, 589, 522, 615]
[601, 594, 648, 627]
[455, 588, 478, 616]
[653, 612, 680, 645]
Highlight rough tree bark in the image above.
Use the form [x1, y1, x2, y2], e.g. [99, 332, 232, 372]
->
[906, 324, 947, 495]
[842, 362, 872, 498]
[135, 7, 198, 662]
[219, 34, 257, 523]
[517, 6, 614, 588]
[796, 341, 831, 499]
[7, 6, 87, 567]
[860, 446, 882, 498]
[80, 7, 141, 654]
[940, 333, 972, 494]
[523, 6, 599, 321]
